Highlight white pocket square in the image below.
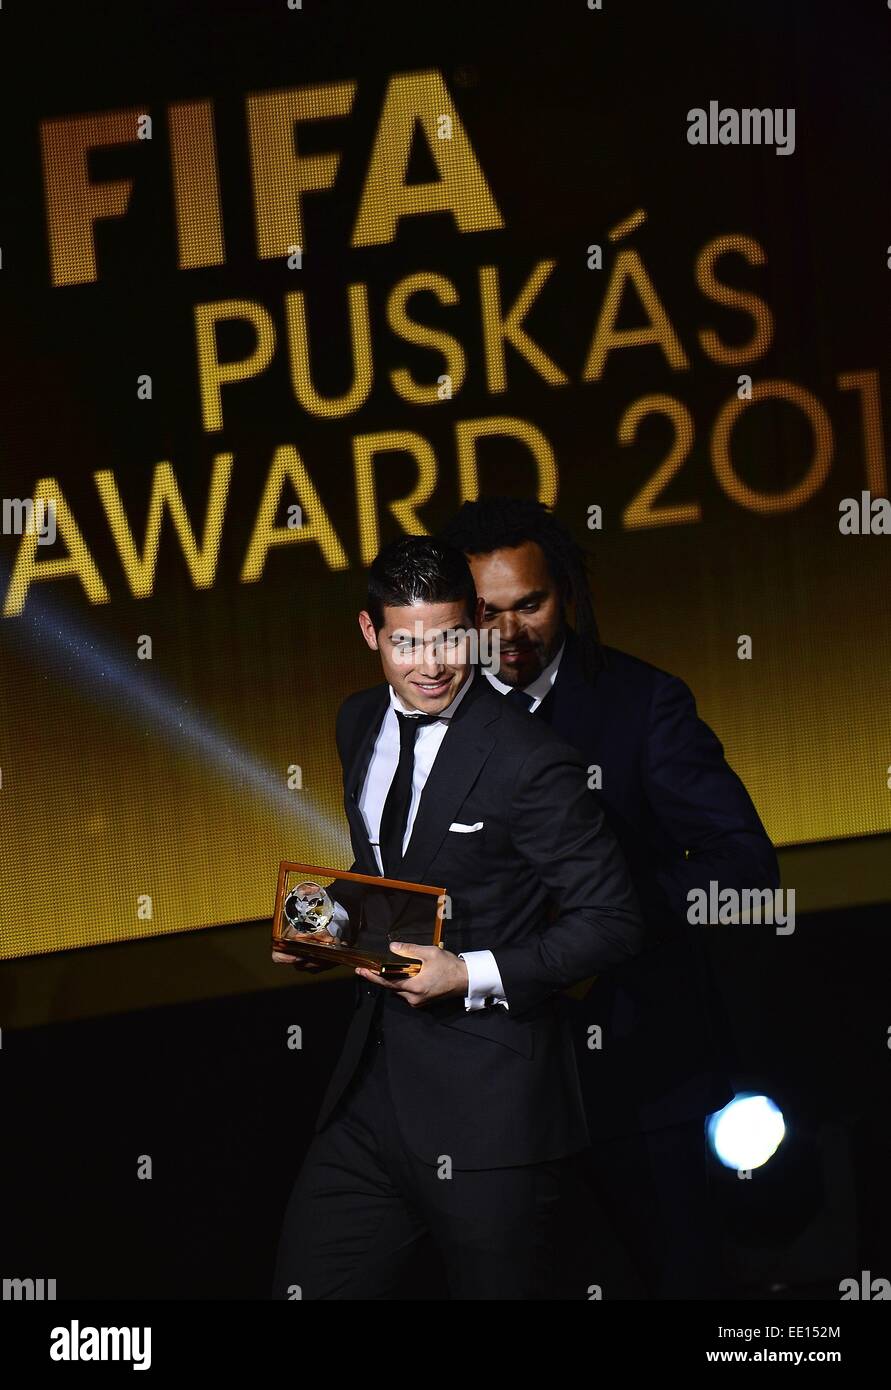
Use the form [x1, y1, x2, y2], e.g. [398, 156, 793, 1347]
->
[449, 821, 484, 833]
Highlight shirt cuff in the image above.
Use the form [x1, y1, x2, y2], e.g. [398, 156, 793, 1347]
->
[459, 949, 509, 1012]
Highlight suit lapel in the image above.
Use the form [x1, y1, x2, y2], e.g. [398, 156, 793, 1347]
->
[399, 673, 499, 884]
[544, 630, 602, 755]
[343, 687, 388, 874]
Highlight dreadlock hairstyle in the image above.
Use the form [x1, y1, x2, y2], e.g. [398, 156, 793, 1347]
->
[439, 497, 607, 680]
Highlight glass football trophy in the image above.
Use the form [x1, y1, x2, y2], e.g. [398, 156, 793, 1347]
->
[272, 862, 448, 977]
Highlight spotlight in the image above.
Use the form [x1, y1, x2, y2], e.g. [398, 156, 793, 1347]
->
[709, 1093, 786, 1171]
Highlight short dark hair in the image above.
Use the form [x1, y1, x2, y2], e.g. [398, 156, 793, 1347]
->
[366, 535, 477, 632]
[439, 497, 606, 677]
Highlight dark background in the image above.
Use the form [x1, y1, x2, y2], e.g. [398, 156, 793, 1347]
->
[5, 902, 890, 1298]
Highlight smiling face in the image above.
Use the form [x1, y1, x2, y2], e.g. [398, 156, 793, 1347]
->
[467, 540, 566, 689]
[358, 598, 479, 714]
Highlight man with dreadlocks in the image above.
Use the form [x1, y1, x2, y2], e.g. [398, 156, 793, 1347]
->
[440, 497, 779, 1300]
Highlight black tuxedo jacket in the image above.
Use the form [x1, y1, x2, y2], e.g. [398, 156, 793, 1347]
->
[314, 670, 644, 1170]
[536, 633, 780, 1138]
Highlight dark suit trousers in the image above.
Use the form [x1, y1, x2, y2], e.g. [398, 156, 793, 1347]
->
[575, 1118, 727, 1299]
[272, 1017, 580, 1301]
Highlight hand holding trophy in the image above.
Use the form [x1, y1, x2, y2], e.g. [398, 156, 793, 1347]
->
[271, 862, 447, 979]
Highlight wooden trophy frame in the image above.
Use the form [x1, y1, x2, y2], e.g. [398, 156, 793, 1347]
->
[272, 861, 447, 977]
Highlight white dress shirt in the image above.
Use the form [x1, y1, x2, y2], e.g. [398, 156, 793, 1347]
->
[358, 671, 475, 868]
[482, 639, 566, 710]
[341, 669, 504, 1011]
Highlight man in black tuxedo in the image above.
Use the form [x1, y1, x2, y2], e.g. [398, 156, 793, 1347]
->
[440, 497, 780, 1299]
[272, 536, 644, 1300]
